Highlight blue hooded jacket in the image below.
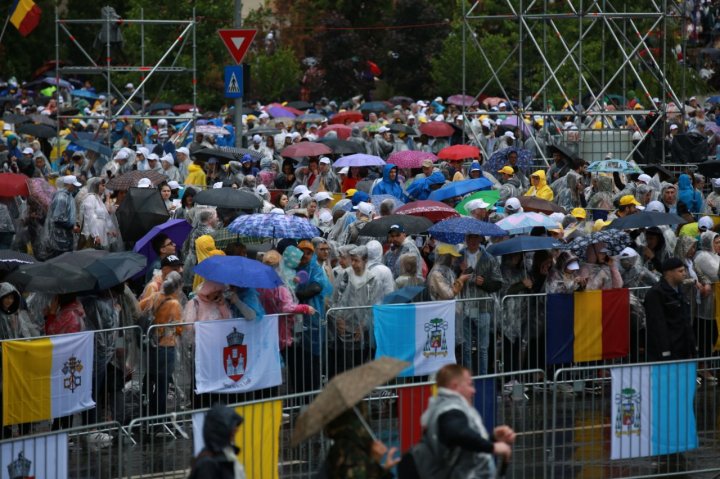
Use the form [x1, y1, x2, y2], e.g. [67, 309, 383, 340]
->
[677, 174, 703, 214]
[372, 164, 407, 201]
[297, 254, 333, 356]
[406, 171, 446, 200]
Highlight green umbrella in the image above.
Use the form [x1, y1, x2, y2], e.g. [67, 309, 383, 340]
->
[455, 190, 501, 216]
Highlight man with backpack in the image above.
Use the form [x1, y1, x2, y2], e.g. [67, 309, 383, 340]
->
[399, 364, 515, 479]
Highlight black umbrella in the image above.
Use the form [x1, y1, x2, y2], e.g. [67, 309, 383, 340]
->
[547, 142, 577, 161]
[148, 102, 172, 113]
[607, 211, 687, 230]
[389, 96, 414, 105]
[116, 188, 170, 243]
[30, 114, 57, 127]
[359, 214, 433, 237]
[244, 127, 281, 136]
[389, 124, 419, 136]
[6, 262, 96, 294]
[48, 249, 108, 268]
[0, 250, 36, 274]
[641, 164, 676, 182]
[286, 100, 312, 110]
[193, 147, 263, 164]
[85, 252, 147, 290]
[194, 188, 262, 209]
[15, 123, 56, 138]
[696, 161, 720, 178]
[2, 113, 30, 125]
[316, 138, 365, 155]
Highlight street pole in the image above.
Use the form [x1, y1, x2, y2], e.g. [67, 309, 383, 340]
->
[234, 0, 243, 147]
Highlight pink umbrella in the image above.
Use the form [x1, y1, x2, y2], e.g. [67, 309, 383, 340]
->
[319, 124, 352, 140]
[387, 150, 438, 169]
[500, 115, 531, 137]
[395, 200, 460, 223]
[483, 97, 507, 107]
[281, 142, 333, 158]
[447, 94, 478, 107]
[419, 121, 455, 137]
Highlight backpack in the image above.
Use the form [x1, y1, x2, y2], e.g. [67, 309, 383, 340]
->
[403, 432, 461, 479]
[137, 296, 170, 343]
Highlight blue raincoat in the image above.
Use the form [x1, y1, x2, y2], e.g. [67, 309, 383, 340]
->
[297, 254, 333, 356]
[372, 164, 408, 202]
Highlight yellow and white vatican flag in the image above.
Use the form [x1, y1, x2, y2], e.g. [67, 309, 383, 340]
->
[2, 332, 95, 425]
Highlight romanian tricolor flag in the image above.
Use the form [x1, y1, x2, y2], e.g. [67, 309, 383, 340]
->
[10, 0, 42, 37]
[546, 288, 629, 364]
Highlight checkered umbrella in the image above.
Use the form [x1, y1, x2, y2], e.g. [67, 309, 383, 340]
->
[227, 213, 321, 239]
[105, 170, 166, 191]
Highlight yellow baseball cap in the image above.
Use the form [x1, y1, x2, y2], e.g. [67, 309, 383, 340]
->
[346, 189, 358, 198]
[593, 219, 611, 232]
[619, 195, 641, 207]
[570, 207, 587, 219]
[436, 243, 461, 257]
[497, 166, 514, 175]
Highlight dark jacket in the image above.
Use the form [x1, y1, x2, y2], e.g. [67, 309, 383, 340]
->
[188, 404, 244, 479]
[643, 277, 697, 361]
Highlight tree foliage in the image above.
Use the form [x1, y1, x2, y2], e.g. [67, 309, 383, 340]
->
[249, 47, 301, 101]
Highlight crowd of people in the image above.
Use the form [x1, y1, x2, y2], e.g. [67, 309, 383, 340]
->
[0, 85, 717, 459]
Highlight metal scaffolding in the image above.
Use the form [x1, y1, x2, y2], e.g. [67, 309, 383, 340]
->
[462, 0, 691, 164]
[54, 7, 197, 146]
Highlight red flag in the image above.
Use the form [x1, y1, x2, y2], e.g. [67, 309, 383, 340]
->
[398, 384, 434, 452]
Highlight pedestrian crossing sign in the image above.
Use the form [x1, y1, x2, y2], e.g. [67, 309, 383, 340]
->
[224, 65, 243, 99]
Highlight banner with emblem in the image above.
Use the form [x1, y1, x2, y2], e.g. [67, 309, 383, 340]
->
[0, 432, 68, 479]
[2, 332, 95, 425]
[373, 300, 456, 377]
[610, 362, 698, 459]
[194, 316, 282, 394]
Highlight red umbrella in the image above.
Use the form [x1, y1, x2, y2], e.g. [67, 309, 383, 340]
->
[319, 124, 352, 140]
[438, 145, 481, 161]
[281, 142, 333, 158]
[0, 173, 29, 197]
[420, 121, 455, 137]
[447, 94, 478, 107]
[387, 150, 438, 169]
[172, 103, 197, 114]
[395, 200, 460, 223]
[330, 111, 364, 125]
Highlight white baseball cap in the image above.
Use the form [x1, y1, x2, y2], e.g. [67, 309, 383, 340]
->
[176, 146, 190, 156]
[354, 201, 375, 217]
[137, 178, 153, 188]
[252, 134, 262, 144]
[255, 184, 269, 196]
[339, 167, 350, 175]
[417, 100, 427, 107]
[698, 216, 714, 231]
[712, 177, 720, 188]
[504, 131, 515, 140]
[645, 200, 665, 212]
[505, 197, 522, 212]
[637, 174, 652, 184]
[669, 124, 678, 131]
[114, 149, 129, 161]
[160, 154, 174, 165]
[22, 147, 33, 155]
[378, 126, 389, 134]
[293, 185, 310, 196]
[315, 191, 333, 202]
[62, 175, 82, 187]
[465, 199, 490, 212]
[213, 181, 224, 189]
[147, 153, 160, 162]
[319, 156, 331, 165]
[565, 260, 580, 271]
[167, 180, 180, 190]
[125, 83, 134, 89]
[136, 146, 150, 158]
[617, 247, 639, 258]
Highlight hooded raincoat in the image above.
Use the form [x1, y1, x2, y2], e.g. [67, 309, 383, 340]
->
[524, 170, 554, 200]
[372, 165, 407, 202]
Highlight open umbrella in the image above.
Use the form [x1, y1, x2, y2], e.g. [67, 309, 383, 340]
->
[519, 197, 565, 214]
[316, 138, 364, 154]
[333, 153, 385, 168]
[172, 103, 196, 114]
[266, 105, 297, 119]
[428, 217, 506, 244]
[369, 194, 405, 211]
[116, 188, 170, 243]
[105, 170, 166, 191]
[2, 113, 30, 124]
[319, 125, 352, 140]
[496, 212, 559, 235]
[148, 102, 172, 112]
[547, 143, 577, 161]
[395, 200, 460, 223]
[586, 159, 643, 174]
[48, 249, 108, 268]
[387, 151, 438, 169]
[133, 219, 192, 272]
[455, 190, 501, 215]
[428, 178, 493, 202]
[447, 94, 479, 107]
[296, 113, 327, 124]
[330, 111, 363, 125]
[194, 188, 262, 209]
[15, 123, 56, 138]
[606, 211, 686, 230]
[85, 252, 147, 290]
[382, 286, 426, 304]
[195, 125, 230, 136]
[359, 214, 433, 237]
[388, 124, 418, 136]
[6, 262, 96, 294]
[70, 139, 112, 157]
[30, 114, 57, 127]
[483, 147, 534, 174]
[0, 173, 30, 197]
[244, 127, 282, 137]
[359, 101, 391, 113]
[388, 96, 414, 105]
[281, 142, 333, 158]
[438, 145, 481, 161]
[419, 121, 454, 137]
[193, 255, 283, 289]
[290, 357, 409, 446]
[228, 213, 321, 239]
[500, 115, 531, 137]
[0, 250, 36, 274]
[286, 100, 312, 110]
[567, 230, 632, 260]
[487, 236, 564, 256]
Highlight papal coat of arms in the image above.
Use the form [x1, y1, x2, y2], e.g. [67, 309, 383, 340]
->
[7, 450, 33, 479]
[224, 327, 247, 382]
[423, 317, 448, 358]
[62, 356, 83, 393]
[615, 387, 641, 437]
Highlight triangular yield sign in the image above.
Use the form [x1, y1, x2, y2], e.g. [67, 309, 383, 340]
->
[218, 29, 258, 64]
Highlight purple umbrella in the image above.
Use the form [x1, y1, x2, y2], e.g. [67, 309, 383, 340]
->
[133, 219, 192, 273]
[705, 122, 720, 136]
[447, 94, 479, 107]
[267, 105, 297, 119]
[333, 153, 386, 167]
[500, 115, 531, 137]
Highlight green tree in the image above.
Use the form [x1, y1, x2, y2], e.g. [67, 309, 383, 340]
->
[249, 47, 301, 101]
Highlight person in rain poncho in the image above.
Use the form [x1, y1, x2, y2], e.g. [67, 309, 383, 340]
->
[545, 251, 586, 294]
[587, 175, 615, 210]
[524, 170, 554, 201]
[615, 247, 659, 288]
[45, 175, 81, 258]
[372, 164, 407, 202]
[188, 403, 246, 479]
[366, 240, 396, 298]
[496, 166, 523, 204]
[705, 178, 720, 214]
[182, 209, 218, 290]
[677, 173, 704, 214]
[184, 161, 207, 187]
[405, 171, 445, 201]
[552, 168, 585, 211]
[0, 283, 39, 340]
[499, 252, 533, 373]
[578, 243, 623, 290]
[192, 235, 226, 291]
[78, 177, 117, 250]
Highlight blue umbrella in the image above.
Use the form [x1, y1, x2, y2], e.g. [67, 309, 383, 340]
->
[42, 77, 73, 89]
[486, 236, 564, 256]
[359, 101, 391, 113]
[133, 219, 192, 273]
[333, 153, 385, 168]
[70, 139, 112, 157]
[382, 286, 426, 304]
[483, 147, 534, 174]
[428, 178, 493, 202]
[707, 96, 720, 104]
[428, 217, 506, 244]
[194, 255, 283, 289]
[586, 159, 642, 174]
[71, 89, 100, 100]
[228, 213, 321, 239]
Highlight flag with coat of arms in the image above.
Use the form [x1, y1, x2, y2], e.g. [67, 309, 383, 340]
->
[194, 316, 282, 394]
